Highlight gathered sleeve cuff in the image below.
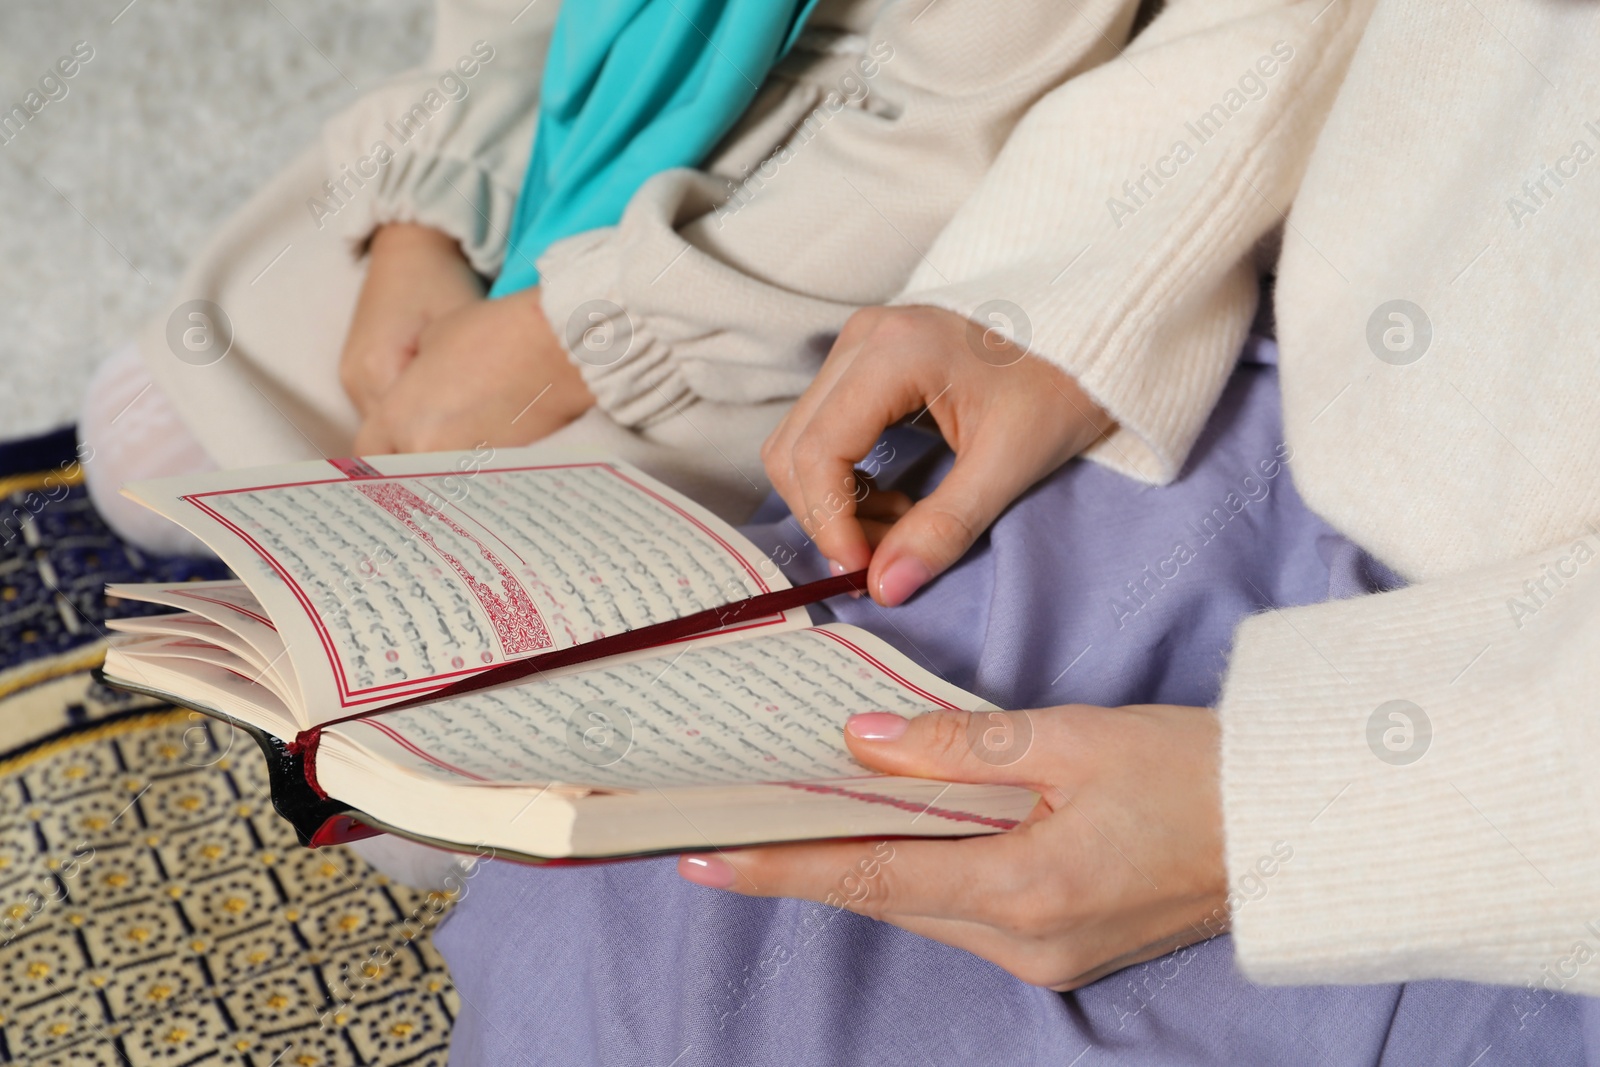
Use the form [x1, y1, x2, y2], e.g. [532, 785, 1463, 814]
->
[316, 25, 553, 276]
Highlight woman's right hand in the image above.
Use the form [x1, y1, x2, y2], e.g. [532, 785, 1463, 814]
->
[339, 223, 486, 417]
[761, 305, 1114, 606]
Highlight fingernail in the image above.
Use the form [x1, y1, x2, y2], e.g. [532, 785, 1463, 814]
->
[846, 712, 909, 742]
[827, 558, 847, 577]
[678, 854, 737, 889]
[876, 558, 932, 607]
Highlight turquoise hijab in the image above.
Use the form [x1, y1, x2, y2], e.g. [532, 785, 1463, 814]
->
[489, 0, 819, 297]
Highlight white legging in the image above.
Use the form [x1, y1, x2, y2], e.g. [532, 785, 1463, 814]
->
[79, 342, 215, 557]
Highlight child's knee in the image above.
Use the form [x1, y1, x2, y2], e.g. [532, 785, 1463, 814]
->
[79, 343, 216, 556]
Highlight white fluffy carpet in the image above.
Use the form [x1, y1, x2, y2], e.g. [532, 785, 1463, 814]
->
[0, 0, 431, 437]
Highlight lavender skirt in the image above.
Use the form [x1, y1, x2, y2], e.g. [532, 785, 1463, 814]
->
[435, 342, 1594, 1065]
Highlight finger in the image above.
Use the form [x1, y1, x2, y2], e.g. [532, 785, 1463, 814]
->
[761, 403, 833, 527]
[679, 829, 1025, 924]
[340, 311, 425, 413]
[863, 355, 1112, 607]
[865, 430, 1056, 606]
[859, 520, 894, 550]
[761, 421, 807, 539]
[842, 708, 1057, 787]
[762, 309, 899, 550]
[689, 845, 1203, 992]
[852, 483, 912, 549]
[682, 841, 1087, 988]
[771, 468, 908, 565]
[854, 485, 912, 523]
[359, 340, 415, 404]
[790, 374, 925, 573]
[760, 311, 882, 506]
[352, 416, 392, 457]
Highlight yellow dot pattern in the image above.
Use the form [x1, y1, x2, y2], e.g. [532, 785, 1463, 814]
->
[0, 709, 459, 1062]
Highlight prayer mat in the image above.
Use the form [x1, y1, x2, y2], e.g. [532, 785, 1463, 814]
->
[0, 427, 228, 758]
[0, 429, 460, 1064]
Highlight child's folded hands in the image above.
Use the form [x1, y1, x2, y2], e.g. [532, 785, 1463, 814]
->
[342, 222, 596, 455]
[340, 223, 486, 418]
[762, 305, 1114, 606]
[351, 286, 595, 455]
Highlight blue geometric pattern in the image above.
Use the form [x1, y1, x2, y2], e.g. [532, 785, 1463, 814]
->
[0, 427, 229, 680]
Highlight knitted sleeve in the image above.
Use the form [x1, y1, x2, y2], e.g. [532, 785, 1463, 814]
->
[892, 0, 1376, 484]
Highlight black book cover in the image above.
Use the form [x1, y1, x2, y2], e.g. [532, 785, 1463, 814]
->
[93, 669, 353, 845]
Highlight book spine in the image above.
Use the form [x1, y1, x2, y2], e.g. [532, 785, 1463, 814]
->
[95, 678, 370, 848]
[288, 726, 329, 799]
[257, 727, 356, 846]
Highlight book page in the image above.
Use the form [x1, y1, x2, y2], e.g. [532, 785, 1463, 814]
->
[104, 637, 300, 739]
[109, 581, 302, 717]
[106, 613, 297, 705]
[109, 579, 269, 619]
[125, 453, 801, 722]
[324, 624, 996, 791]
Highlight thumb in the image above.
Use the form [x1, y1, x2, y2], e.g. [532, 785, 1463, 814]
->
[843, 709, 1040, 785]
[865, 439, 1023, 607]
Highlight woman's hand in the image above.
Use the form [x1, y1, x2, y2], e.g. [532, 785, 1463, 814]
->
[340, 223, 486, 416]
[761, 305, 1114, 606]
[677, 704, 1228, 990]
[352, 287, 596, 455]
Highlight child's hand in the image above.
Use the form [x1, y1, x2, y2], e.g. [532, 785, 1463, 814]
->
[340, 223, 486, 417]
[351, 287, 596, 455]
[762, 305, 1113, 606]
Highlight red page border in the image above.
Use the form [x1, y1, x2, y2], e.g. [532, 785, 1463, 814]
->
[183, 462, 774, 708]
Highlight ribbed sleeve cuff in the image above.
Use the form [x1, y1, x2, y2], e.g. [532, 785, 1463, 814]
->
[896, 255, 1255, 485]
[1219, 555, 1600, 990]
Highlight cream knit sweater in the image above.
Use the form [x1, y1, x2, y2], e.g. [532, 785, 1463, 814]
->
[895, 0, 1600, 993]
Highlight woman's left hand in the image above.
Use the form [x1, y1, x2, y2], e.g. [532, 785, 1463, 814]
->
[677, 704, 1228, 990]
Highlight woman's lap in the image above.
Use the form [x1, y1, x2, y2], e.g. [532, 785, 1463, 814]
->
[435, 342, 1590, 1066]
[442, 855, 1583, 1065]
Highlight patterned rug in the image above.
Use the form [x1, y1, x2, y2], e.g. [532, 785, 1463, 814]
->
[0, 430, 459, 1065]
[0, 427, 228, 756]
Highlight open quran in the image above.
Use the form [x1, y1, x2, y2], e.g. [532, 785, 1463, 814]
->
[100, 449, 1035, 861]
